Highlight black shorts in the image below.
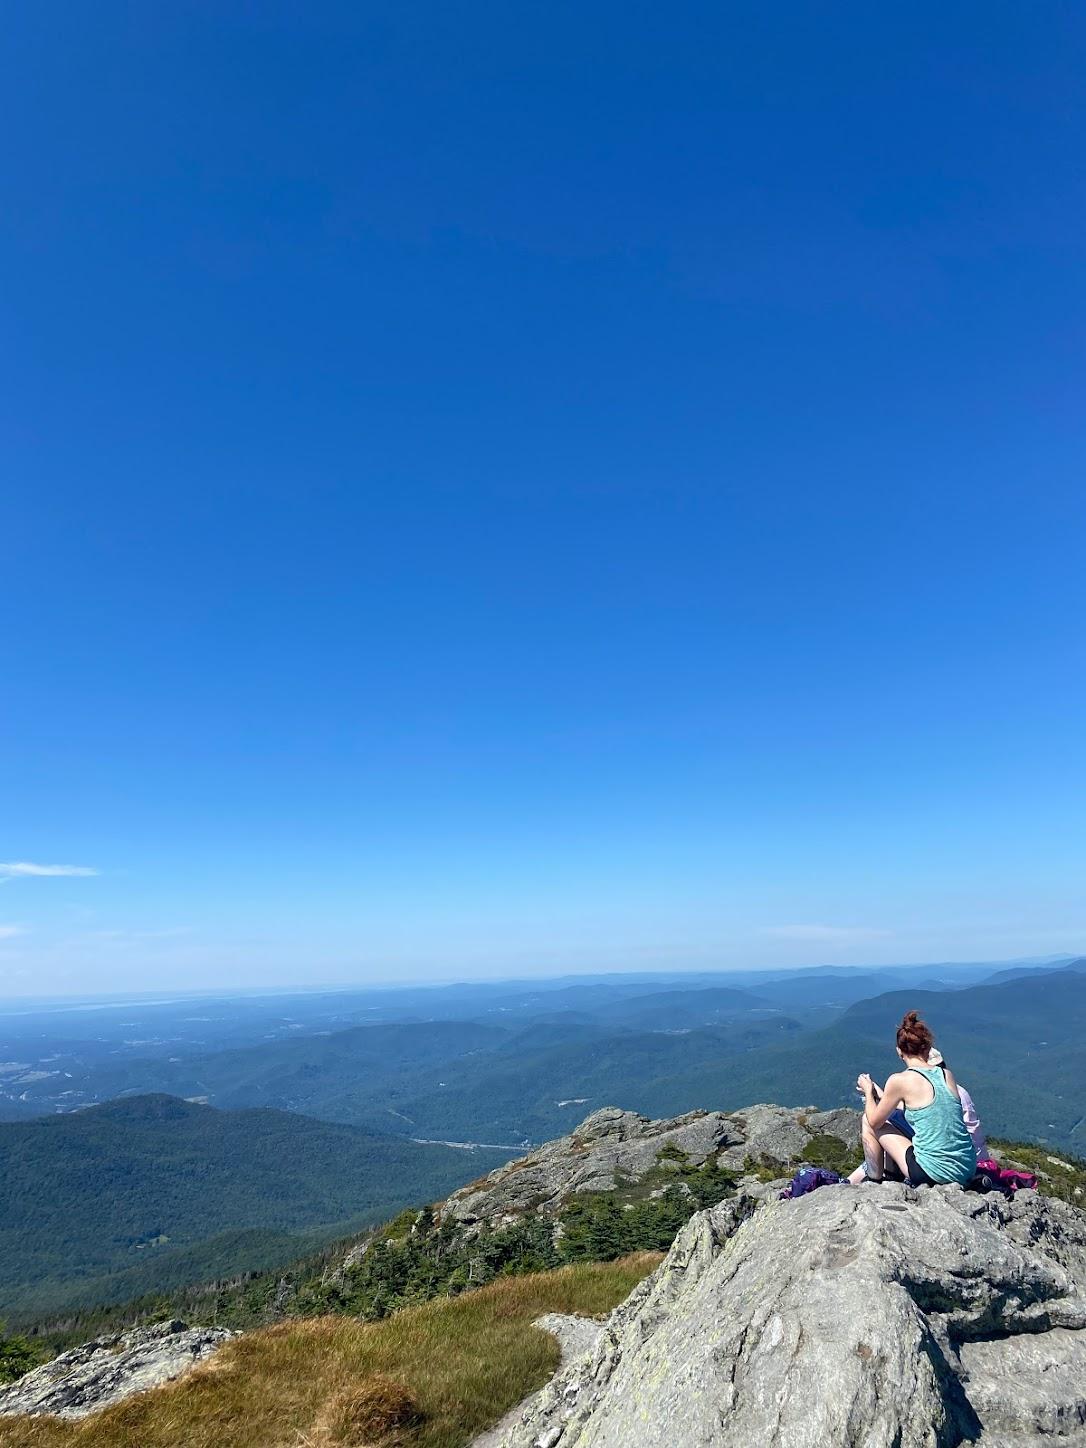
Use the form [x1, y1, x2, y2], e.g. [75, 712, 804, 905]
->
[904, 1146, 938, 1187]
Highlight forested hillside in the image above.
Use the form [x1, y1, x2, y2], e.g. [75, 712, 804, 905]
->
[0, 1096, 508, 1318]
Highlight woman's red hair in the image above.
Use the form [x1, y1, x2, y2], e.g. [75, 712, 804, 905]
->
[896, 1010, 934, 1057]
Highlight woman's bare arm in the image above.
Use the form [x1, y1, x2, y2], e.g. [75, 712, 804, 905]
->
[859, 1070, 907, 1129]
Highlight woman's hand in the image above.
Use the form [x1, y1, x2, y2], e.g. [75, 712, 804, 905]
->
[857, 1072, 874, 1095]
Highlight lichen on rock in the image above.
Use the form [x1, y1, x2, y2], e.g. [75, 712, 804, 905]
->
[493, 1183, 1086, 1447]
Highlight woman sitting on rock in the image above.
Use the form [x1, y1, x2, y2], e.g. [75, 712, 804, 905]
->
[846, 1042, 986, 1184]
[854, 1010, 977, 1186]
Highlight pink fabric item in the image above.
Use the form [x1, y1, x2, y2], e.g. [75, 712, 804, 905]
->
[976, 1159, 1038, 1193]
[957, 1084, 987, 1160]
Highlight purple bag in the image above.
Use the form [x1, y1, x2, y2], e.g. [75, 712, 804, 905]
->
[780, 1166, 843, 1200]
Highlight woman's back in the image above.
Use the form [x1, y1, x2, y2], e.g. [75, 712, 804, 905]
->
[903, 1065, 976, 1184]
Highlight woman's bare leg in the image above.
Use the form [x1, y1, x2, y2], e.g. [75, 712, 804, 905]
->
[859, 1115, 885, 1181]
[875, 1126, 912, 1179]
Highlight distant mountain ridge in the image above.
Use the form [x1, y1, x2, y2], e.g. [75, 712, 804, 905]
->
[4, 958, 1075, 1123]
[981, 954, 1086, 986]
[2, 960, 1081, 1154]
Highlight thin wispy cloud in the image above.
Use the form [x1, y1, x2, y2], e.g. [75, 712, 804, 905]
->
[760, 924, 890, 944]
[0, 924, 28, 940]
[0, 861, 99, 880]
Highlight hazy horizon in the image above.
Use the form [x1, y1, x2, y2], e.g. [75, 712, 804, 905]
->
[0, 950, 1079, 1006]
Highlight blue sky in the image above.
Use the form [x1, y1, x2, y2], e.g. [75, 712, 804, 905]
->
[3, 3, 1085, 995]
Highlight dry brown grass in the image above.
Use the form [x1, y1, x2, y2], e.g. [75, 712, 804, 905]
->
[312, 1373, 422, 1445]
[0, 1254, 660, 1448]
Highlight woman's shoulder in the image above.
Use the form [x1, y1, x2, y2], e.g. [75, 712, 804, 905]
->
[893, 1067, 932, 1103]
[941, 1064, 962, 1094]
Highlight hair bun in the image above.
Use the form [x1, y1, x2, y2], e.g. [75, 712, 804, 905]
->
[895, 1009, 934, 1056]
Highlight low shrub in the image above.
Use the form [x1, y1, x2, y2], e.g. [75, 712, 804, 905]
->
[315, 1374, 423, 1445]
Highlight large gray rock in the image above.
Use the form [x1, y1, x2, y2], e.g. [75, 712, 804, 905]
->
[0, 1319, 234, 1421]
[494, 1184, 1086, 1447]
[442, 1104, 860, 1231]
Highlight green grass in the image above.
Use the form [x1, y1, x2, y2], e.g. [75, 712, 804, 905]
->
[0, 1255, 661, 1448]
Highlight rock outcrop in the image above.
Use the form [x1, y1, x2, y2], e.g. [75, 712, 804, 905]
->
[0, 1319, 233, 1421]
[442, 1103, 860, 1231]
[495, 1183, 1086, 1447]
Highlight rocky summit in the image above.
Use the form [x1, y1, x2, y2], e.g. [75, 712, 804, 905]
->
[442, 1103, 861, 1231]
[0, 1320, 233, 1421]
[494, 1181, 1086, 1448]
[3, 1104, 1085, 1447]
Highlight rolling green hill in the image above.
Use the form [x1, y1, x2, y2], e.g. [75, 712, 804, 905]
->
[339, 1016, 806, 1142]
[589, 985, 774, 1030]
[0, 1020, 515, 1123]
[66, 1020, 512, 1117]
[0, 1095, 509, 1318]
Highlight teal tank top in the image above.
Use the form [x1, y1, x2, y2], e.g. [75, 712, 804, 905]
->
[903, 1066, 977, 1184]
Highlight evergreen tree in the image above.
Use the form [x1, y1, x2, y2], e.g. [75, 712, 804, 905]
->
[0, 1322, 45, 1384]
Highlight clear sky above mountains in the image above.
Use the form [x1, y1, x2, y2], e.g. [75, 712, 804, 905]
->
[3, 3, 1084, 994]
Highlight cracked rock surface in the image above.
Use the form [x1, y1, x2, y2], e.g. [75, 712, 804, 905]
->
[493, 1184, 1086, 1447]
[0, 1320, 234, 1421]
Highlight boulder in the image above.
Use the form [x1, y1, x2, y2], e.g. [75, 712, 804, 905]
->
[494, 1184, 1086, 1447]
[0, 1319, 234, 1421]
